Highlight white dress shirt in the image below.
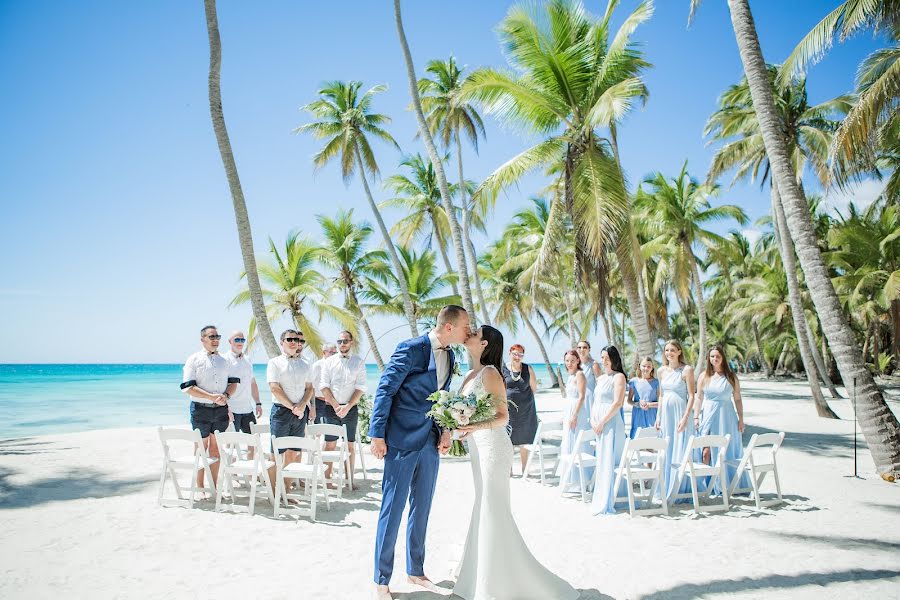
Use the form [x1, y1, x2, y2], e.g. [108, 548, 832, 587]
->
[310, 358, 327, 399]
[181, 351, 239, 404]
[319, 353, 367, 405]
[266, 353, 311, 404]
[223, 350, 256, 414]
[428, 330, 451, 389]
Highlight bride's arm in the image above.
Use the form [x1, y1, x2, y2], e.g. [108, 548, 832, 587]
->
[458, 368, 509, 432]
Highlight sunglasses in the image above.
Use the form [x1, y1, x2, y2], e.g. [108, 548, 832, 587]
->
[510, 352, 525, 358]
[284, 337, 305, 344]
[232, 338, 246, 343]
[336, 339, 352, 344]
[205, 335, 222, 340]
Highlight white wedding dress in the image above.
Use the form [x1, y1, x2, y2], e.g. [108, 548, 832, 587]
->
[453, 367, 579, 600]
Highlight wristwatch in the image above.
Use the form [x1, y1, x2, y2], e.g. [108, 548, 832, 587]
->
[223, 391, 231, 399]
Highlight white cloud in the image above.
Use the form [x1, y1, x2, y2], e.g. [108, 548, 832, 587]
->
[741, 228, 762, 247]
[823, 178, 886, 214]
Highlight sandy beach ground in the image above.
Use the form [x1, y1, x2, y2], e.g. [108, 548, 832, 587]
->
[2, 379, 900, 600]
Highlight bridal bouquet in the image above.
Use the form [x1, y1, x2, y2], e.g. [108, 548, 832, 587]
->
[426, 390, 495, 457]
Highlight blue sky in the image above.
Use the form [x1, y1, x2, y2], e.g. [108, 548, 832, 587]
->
[0, 0, 886, 364]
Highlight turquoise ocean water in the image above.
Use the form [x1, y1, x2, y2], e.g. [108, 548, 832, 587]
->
[0, 363, 561, 439]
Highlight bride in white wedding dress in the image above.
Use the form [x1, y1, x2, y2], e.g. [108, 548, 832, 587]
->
[452, 325, 579, 600]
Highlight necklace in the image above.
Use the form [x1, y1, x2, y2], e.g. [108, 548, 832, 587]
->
[508, 363, 522, 382]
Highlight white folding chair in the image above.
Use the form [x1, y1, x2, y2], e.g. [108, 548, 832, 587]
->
[557, 428, 598, 503]
[214, 431, 274, 515]
[522, 418, 563, 485]
[672, 434, 731, 514]
[250, 421, 272, 459]
[727, 432, 785, 509]
[355, 440, 369, 481]
[157, 427, 217, 509]
[613, 436, 668, 517]
[306, 423, 352, 496]
[272, 436, 331, 521]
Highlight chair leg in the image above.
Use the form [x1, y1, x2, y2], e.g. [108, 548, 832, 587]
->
[157, 460, 168, 506]
[274, 475, 283, 517]
[750, 465, 762, 510]
[358, 444, 368, 480]
[689, 465, 701, 514]
[215, 471, 224, 513]
[538, 448, 545, 486]
[577, 461, 587, 503]
[249, 472, 257, 515]
[773, 463, 783, 505]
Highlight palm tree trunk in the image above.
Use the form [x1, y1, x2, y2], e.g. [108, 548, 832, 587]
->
[727, 0, 900, 478]
[518, 305, 559, 388]
[686, 241, 709, 372]
[558, 264, 578, 348]
[204, 0, 279, 359]
[772, 184, 838, 418]
[753, 321, 773, 376]
[433, 228, 460, 296]
[457, 135, 492, 325]
[806, 318, 842, 398]
[776, 341, 790, 373]
[354, 143, 419, 337]
[891, 298, 900, 364]
[394, 0, 475, 324]
[349, 288, 385, 370]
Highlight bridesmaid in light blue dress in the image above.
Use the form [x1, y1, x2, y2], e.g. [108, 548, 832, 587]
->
[656, 340, 699, 503]
[558, 350, 591, 490]
[697, 344, 751, 495]
[576, 341, 601, 413]
[590, 346, 627, 515]
[628, 356, 660, 438]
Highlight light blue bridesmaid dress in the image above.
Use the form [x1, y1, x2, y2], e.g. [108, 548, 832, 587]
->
[560, 372, 592, 490]
[658, 366, 697, 503]
[628, 378, 660, 439]
[590, 374, 626, 515]
[700, 374, 751, 494]
[581, 359, 597, 413]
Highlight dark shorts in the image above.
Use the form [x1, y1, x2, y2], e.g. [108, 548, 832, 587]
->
[315, 399, 359, 442]
[270, 404, 309, 453]
[190, 402, 230, 439]
[232, 411, 257, 434]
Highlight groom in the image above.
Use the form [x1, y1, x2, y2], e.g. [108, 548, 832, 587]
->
[369, 304, 471, 600]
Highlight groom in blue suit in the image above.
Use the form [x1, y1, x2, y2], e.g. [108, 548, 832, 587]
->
[370, 305, 471, 600]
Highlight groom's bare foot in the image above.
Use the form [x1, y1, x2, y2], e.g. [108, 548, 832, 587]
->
[374, 584, 392, 600]
[408, 575, 447, 594]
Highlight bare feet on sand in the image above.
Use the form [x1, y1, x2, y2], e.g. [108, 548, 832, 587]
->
[408, 575, 448, 594]
[374, 584, 392, 599]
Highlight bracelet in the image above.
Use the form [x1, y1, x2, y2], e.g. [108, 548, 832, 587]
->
[255, 402, 262, 406]
[223, 392, 230, 399]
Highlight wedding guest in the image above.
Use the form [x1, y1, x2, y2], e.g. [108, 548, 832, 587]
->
[590, 346, 627, 515]
[502, 344, 538, 475]
[267, 329, 315, 481]
[223, 331, 262, 438]
[628, 356, 660, 439]
[311, 342, 338, 417]
[558, 350, 591, 491]
[180, 325, 240, 490]
[697, 344, 751, 494]
[575, 340, 601, 411]
[319, 330, 366, 487]
[655, 339, 698, 502]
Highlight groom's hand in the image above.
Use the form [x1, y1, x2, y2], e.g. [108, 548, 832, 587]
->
[438, 430, 451, 455]
[371, 437, 387, 459]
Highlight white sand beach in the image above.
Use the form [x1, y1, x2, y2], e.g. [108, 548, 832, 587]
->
[2, 379, 899, 600]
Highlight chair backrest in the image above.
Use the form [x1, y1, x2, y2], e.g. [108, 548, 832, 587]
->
[159, 426, 203, 444]
[306, 423, 348, 441]
[746, 432, 784, 465]
[158, 426, 204, 461]
[250, 422, 270, 435]
[625, 436, 668, 453]
[215, 431, 262, 462]
[537, 418, 564, 437]
[689, 434, 731, 451]
[272, 436, 320, 469]
[573, 428, 597, 447]
[634, 427, 658, 439]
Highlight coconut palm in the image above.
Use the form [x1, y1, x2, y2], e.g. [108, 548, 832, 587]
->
[636, 162, 749, 371]
[294, 80, 419, 337]
[203, 0, 279, 358]
[230, 232, 354, 358]
[394, 0, 476, 323]
[690, 0, 900, 479]
[382, 153, 460, 295]
[317, 209, 390, 370]
[418, 56, 492, 324]
[462, 0, 656, 361]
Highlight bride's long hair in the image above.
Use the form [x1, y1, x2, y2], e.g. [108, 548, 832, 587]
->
[479, 325, 505, 374]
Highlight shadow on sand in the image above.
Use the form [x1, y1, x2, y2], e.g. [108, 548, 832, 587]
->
[392, 581, 612, 599]
[0, 465, 154, 509]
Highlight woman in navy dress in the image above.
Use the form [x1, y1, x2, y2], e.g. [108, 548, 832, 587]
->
[503, 343, 539, 475]
[628, 356, 660, 438]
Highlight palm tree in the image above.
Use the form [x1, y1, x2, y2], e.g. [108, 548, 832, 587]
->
[418, 56, 492, 324]
[394, 0, 476, 323]
[382, 153, 459, 295]
[462, 0, 656, 361]
[692, 0, 900, 479]
[203, 0, 279, 358]
[317, 209, 390, 370]
[636, 162, 749, 371]
[230, 232, 354, 358]
[705, 65, 847, 412]
[294, 80, 419, 337]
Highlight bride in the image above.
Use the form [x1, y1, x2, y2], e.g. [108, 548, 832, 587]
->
[452, 325, 579, 600]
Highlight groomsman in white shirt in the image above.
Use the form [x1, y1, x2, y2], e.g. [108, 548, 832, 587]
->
[223, 331, 262, 454]
[319, 330, 367, 487]
[311, 342, 338, 413]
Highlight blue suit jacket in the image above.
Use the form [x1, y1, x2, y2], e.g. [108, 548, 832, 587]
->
[368, 334, 456, 451]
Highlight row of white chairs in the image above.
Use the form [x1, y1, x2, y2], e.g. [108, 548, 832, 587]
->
[520, 417, 785, 517]
[157, 421, 365, 521]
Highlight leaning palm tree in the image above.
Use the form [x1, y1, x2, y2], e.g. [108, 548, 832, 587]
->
[690, 0, 900, 479]
[382, 153, 459, 296]
[418, 56, 492, 324]
[317, 209, 390, 370]
[636, 162, 748, 371]
[203, 0, 279, 358]
[705, 64, 847, 412]
[394, 0, 476, 323]
[294, 80, 419, 337]
[230, 232, 355, 358]
[462, 0, 656, 362]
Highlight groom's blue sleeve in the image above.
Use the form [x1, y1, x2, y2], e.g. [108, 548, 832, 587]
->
[368, 341, 414, 439]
